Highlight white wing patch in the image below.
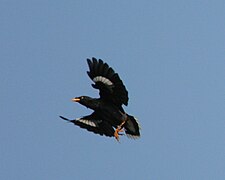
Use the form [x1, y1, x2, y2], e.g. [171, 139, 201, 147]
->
[93, 76, 113, 86]
[77, 118, 98, 127]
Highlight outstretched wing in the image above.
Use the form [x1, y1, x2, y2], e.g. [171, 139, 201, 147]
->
[87, 57, 129, 106]
[60, 112, 115, 137]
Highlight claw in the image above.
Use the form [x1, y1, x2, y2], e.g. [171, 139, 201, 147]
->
[114, 120, 127, 141]
[114, 126, 124, 142]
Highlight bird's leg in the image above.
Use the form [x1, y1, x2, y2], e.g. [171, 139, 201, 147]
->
[114, 121, 126, 141]
[114, 128, 124, 142]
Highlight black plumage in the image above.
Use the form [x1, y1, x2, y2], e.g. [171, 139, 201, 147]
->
[60, 57, 140, 141]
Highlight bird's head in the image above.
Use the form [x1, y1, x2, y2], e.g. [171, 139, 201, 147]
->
[72, 96, 98, 109]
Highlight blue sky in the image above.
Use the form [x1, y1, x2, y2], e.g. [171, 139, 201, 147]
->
[1, 1, 225, 180]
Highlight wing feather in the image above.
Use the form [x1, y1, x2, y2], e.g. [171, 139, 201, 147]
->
[87, 57, 128, 106]
[60, 113, 115, 137]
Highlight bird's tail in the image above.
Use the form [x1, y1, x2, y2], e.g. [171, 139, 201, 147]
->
[124, 114, 141, 139]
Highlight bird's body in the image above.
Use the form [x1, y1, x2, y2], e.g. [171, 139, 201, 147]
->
[92, 98, 127, 126]
[60, 58, 140, 141]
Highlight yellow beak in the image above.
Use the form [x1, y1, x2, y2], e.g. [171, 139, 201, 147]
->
[71, 98, 80, 102]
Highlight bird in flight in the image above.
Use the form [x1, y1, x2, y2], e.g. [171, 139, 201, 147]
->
[60, 57, 140, 141]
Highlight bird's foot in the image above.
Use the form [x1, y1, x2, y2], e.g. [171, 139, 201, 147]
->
[114, 127, 124, 142]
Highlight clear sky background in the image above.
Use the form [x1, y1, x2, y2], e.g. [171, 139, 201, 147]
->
[1, 1, 225, 180]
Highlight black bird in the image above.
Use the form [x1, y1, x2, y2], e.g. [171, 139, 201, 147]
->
[60, 58, 140, 141]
